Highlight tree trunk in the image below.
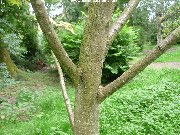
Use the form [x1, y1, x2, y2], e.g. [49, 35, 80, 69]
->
[52, 51, 74, 132]
[156, 0, 164, 45]
[30, 0, 78, 85]
[0, 47, 19, 77]
[156, 14, 163, 45]
[74, 3, 114, 135]
[30, 0, 179, 134]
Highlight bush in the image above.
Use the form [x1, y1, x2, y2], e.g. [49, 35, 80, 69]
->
[0, 87, 36, 122]
[58, 20, 140, 83]
[58, 21, 83, 65]
[0, 63, 15, 89]
[102, 25, 140, 83]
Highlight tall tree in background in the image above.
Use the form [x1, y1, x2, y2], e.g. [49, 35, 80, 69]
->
[0, 40, 20, 77]
[31, 0, 179, 134]
[0, 1, 21, 77]
[130, 0, 178, 45]
[44, 0, 87, 22]
[0, 0, 40, 71]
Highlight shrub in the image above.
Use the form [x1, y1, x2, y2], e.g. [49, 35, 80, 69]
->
[39, 12, 140, 82]
[58, 21, 84, 65]
[102, 25, 140, 83]
[58, 20, 140, 83]
[0, 63, 15, 89]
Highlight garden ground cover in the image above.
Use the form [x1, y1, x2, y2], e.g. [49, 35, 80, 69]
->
[0, 68, 179, 135]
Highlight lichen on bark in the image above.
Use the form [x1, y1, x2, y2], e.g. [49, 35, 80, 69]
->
[74, 2, 115, 135]
[0, 41, 20, 77]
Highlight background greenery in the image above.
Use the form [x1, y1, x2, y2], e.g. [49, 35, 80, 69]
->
[1, 67, 179, 135]
[0, 0, 179, 134]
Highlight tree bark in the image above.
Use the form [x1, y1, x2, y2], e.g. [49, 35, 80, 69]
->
[103, 0, 140, 59]
[156, 13, 163, 45]
[74, 3, 114, 135]
[31, 0, 180, 134]
[98, 26, 180, 102]
[52, 51, 74, 132]
[30, 0, 78, 84]
[0, 46, 20, 77]
[156, 0, 164, 45]
[108, 0, 140, 46]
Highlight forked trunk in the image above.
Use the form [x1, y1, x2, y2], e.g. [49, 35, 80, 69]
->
[74, 3, 114, 135]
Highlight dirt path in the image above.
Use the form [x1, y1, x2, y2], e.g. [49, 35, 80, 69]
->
[148, 62, 180, 69]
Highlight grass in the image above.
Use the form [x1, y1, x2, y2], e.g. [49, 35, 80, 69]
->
[155, 45, 180, 62]
[100, 69, 180, 134]
[0, 71, 74, 135]
[0, 68, 180, 135]
[130, 44, 180, 65]
[0, 87, 74, 135]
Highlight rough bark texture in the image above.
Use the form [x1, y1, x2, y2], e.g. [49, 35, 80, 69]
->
[52, 52, 74, 132]
[108, 0, 140, 46]
[0, 47, 19, 77]
[31, 0, 180, 134]
[74, 3, 114, 135]
[0, 39, 20, 77]
[156, 0, 164, 45]
[98, 26, 180, 102]
[156, 14, 163, 45]
[30, 0, 78, 84]
[103, 0, 140, 59]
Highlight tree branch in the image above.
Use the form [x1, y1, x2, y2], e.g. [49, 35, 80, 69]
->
[108, 0, 140, 45]
[52, 51, 74, 132]
[98, 26, 180, 102]
[160, 11, 178, 23]
[159, 3, 179, 23]
[156, 13, 163, 45]
[30, 0, 78, 84]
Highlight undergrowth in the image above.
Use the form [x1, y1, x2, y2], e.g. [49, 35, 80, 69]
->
[130, 45, 180, 64]
[155, 45, 180, 62]
[0, 69, 179, 135]
[100, 69, 180, 135]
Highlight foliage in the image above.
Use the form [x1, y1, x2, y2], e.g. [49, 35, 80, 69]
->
[56, 14, 140, 82]
[3, 34, 25, 56]
[61, 1, 87, 22]
[155, 45, 180, 62]
[0, 63, 15, 89]
[100, 69, 180, 135]
[44, 0, 87, 22]
[5, 0, 29, 6]
[58, 20, 84, 65]
[37, 19, 80, 67]
[102, 25, 140, 82]
[130, 0, 178, 46]
[1, 68, 179, 135]
[161, 2, 180, 37]
[0, 18, 25, 57]
[14, 6, 41, 70]
[0, 2, 40, 70]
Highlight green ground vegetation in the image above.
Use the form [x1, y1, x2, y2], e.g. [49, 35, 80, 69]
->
[0, 68, 179, 135]
[155, 45, 180, 62]
[130, 45, 180, 65]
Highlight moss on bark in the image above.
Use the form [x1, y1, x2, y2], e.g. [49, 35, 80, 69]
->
[0, 44, 20, 77]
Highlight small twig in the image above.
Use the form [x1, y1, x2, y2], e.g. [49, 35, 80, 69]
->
[51, 51, 74, 132]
